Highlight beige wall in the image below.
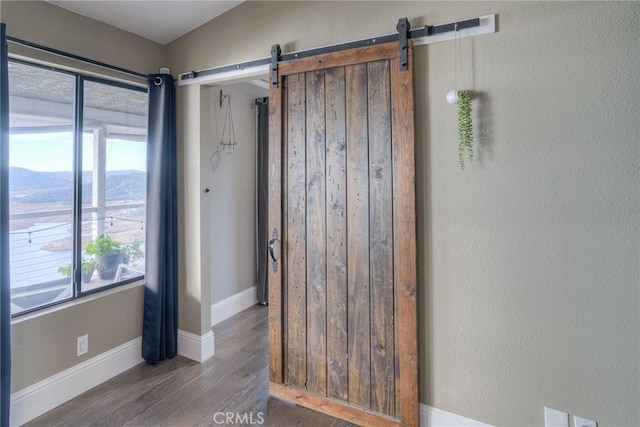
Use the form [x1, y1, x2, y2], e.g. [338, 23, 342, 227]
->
[167, 2, 640, 426]
[3, 2, 639, 425]
[209, 83, 267, 304]
[2, 0, 166, 76]
[10, 286, 144, 392]
[176, 84, 212, 335]
[3, 0, 166, 392]
[417, 3, 638, 425]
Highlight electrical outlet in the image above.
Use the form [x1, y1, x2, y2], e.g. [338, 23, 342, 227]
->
[77, 334, 88, 356]
[544, 407, 568, 427]
[574, 415, 597, 427]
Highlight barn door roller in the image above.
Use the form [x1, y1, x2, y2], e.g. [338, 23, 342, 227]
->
[397, 17, 410, 71]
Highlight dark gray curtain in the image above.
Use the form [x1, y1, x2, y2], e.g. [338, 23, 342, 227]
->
[255, 98, 269, 305]
[0, 23, 11, 427]
[142, 74, 178, 364]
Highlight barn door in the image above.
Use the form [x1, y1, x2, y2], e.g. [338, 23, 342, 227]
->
[268, 41, 417, 427]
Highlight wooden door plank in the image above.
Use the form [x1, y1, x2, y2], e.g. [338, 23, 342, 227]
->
[281, 76, 290, 382]
[367, 59, 395, 417]
[279, 42, 398, 77]
[268, 78, 284, 384]
[286, 72, 307, 389]
[270, 382, 402, 427]
[305, 69, 327, 396]
[391, 47, 418, 427]
[345, 63, 371, 410]
[325, 66, 348, 402]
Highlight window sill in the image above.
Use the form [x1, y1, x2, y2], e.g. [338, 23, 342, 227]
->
[11, 279, 145, 325]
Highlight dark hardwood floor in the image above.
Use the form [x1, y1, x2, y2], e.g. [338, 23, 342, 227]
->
[26, 305, 354, 427]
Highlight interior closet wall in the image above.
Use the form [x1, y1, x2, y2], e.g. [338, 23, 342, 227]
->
[209, 83, 268, 305]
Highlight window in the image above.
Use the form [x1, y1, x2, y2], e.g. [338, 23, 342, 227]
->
[8, 60, 148, 315]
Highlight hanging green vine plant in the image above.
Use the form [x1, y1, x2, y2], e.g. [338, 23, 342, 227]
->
[457, 90, 473, 169]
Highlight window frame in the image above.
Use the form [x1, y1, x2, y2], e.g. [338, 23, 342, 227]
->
[8, 57, 148, 317]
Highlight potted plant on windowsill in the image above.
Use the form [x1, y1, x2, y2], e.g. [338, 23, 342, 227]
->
[58, 257, 103, 283]
[85, 235, 123, 280]
[121, 239, 144, 267]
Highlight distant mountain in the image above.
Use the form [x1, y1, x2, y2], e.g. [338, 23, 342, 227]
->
[9, 167, 146, 204]
[105, 171, 147, 202]
[9, 167, 73, 191]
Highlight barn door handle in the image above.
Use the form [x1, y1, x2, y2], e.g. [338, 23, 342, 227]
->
[268, 228, 280, 272]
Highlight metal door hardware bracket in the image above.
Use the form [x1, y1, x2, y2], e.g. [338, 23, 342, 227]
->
[397, 17, 410, 71]
[271, 44, 281, 89]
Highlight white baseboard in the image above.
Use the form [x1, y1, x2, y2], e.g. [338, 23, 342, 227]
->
[7, 328, 486, 427]
[211, 286, 258, 326]
[10, 337, 143, 427]
[421, 404, 493, 427]
[177, 329, 215, 363]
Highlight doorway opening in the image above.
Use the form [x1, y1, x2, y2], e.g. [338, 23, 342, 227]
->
[208, 79, 269, 326]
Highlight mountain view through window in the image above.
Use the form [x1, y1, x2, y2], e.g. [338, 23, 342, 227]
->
[8, 60, 148, 315]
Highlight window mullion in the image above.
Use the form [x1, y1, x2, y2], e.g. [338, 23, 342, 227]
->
[72, 75, 84, 297]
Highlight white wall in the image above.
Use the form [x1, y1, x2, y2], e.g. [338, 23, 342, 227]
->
[208, 83, 268, 304]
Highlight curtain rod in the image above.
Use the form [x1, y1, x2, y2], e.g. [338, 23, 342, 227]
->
[6, 35, 150, 81]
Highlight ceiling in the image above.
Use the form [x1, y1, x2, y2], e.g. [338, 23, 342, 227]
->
[46, 1, 244, 45]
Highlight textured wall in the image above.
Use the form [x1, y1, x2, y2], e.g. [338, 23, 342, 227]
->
[3, 0, 165, 392]
[1, 0, 166, 76]
[10, 286, 143, 392]
[208, 83, 268, 304]
[167, 2, 640, 426]
[176, 83, 212, 335]
[416, 3, 639, 425]
[167, 1, 429, 72]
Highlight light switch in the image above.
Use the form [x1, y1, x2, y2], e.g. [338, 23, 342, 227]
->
[544, 407, 569, 427]
[574, 415, 597, 427]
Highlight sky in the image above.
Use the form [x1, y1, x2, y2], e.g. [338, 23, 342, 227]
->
[9, 132, 146, 172]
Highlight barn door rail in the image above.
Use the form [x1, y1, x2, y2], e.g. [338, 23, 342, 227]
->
[179, 14, 496, 85]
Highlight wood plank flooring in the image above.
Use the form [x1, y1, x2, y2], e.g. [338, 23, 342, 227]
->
[26, 305, 354, 427]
